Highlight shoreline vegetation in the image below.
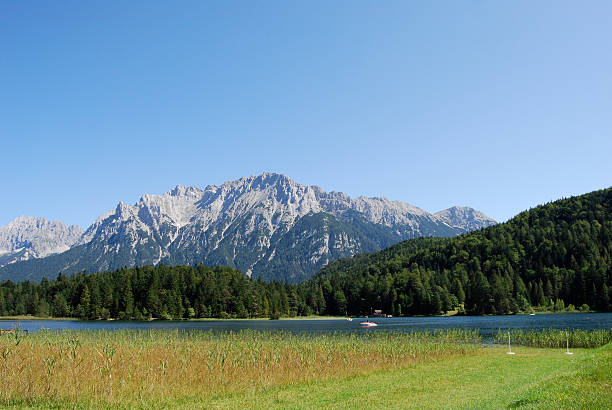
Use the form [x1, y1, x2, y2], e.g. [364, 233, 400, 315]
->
[0, 314, 352, 322]
[0, 328, 609, 408]
[0, 307, 599, 323]
[0, 264, 601, 322]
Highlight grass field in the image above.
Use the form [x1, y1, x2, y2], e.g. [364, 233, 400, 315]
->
[1, 329, 609, 409]
[203, 344, 611, 409]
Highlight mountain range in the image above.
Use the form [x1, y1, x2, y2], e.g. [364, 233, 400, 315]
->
[0, 173, 495, 283]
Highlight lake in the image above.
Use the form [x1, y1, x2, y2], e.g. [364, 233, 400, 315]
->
[2, 312, 611, 338]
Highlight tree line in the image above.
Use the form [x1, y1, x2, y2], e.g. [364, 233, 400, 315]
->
[0, 265, 314, 320]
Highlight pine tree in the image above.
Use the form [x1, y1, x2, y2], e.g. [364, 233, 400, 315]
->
[79, 285, 91, 319]
[0, 290, 6, 316]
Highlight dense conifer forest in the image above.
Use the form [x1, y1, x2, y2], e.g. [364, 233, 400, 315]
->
[309, 188, 611, 316]
[0, 265, 308, 320]
[0, 188, 609, 319]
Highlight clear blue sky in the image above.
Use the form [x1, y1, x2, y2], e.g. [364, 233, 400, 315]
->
[1, 1, 610, 228]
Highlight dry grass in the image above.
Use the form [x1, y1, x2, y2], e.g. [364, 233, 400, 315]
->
[0, 329, 478, 407]
[495, 328, 612, 348]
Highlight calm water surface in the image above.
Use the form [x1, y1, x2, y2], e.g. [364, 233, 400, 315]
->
[1, 313, 611, 338]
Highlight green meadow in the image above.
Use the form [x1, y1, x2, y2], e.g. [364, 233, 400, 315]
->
[208, 343, 612, 410]
[1, 329, 610, 409]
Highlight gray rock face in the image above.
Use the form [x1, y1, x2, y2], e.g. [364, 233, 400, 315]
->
[0, 173, 496, 283]
[433, 206, 496, 231]
[0, 216, 83, 267]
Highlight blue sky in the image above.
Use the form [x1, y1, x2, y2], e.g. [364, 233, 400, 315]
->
[1, 1, 610, 228]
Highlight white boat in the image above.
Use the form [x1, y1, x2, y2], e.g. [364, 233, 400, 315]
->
[346, 317, 352, 321]
[360, 320, 378, 327]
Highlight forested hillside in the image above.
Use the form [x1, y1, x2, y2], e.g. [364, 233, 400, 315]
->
[305, 188, 611, 315]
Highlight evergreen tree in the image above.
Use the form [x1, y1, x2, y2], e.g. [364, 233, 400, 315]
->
[79, 285, 91, 319]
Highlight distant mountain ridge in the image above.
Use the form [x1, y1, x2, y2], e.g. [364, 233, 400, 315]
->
[0, 173, 496, 283]
[433, 206, 495, 231]
[0, 216, 83, 267]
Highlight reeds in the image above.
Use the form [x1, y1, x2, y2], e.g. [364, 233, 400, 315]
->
[0, 329, 479, 407]
[494, 329, 612, 348]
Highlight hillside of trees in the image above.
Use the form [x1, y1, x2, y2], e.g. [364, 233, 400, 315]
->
[0, 188, 609, 319]
[307, 188, 611, 316]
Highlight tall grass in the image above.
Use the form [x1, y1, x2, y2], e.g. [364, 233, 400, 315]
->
[0, 329, 479, 407]
[494, 328, 612, 348]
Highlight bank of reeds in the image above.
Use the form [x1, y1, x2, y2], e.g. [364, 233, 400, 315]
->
[494, 328, 612, 348]
[0, 329, 479, 407]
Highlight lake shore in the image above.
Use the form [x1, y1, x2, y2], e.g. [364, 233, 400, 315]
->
[0, 315, 77, 321]
[0, 314, 349, 322]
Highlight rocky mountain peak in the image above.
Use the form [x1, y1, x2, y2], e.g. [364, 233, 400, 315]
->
[434, 206, 496, 231]
[168, 185, 203, 198]
[0, 216, 83, 266]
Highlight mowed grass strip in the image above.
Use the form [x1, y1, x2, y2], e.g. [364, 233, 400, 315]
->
[201, 344, 612, 409]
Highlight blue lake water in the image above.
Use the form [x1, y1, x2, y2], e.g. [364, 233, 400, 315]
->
[2, 313, 611, 338]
